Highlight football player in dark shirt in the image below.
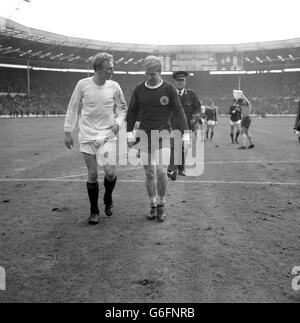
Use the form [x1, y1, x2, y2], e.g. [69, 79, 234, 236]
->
[126, 56, 189, 222]
[229, 99, 242, 144]
[204, 101, 218, 140]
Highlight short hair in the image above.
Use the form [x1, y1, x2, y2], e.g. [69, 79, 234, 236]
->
[144, 55, 162, 72]
[92, 52, 113, 72]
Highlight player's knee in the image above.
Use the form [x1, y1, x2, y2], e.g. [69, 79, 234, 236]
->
[156, 166, 167, 178]
[88, 169, 98, 182]
[145, 169, 155, 180]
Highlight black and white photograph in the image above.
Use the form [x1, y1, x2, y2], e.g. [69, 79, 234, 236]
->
[0, 0, 299, 306]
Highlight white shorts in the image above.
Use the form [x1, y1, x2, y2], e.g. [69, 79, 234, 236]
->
[80, 140, 117, 166]
[206, 120, 216, 126]
[230, 120, 242, 127]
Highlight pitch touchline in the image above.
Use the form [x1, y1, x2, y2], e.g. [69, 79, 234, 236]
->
[0, 178, 299, 186]
[205, 160, 300, 165]
[51, 160, 300, 179]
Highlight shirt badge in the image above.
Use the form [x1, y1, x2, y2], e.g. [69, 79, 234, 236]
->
[160, 96, 169, 106]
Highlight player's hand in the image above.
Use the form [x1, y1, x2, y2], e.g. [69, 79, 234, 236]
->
[127, 139, 135, 148]
[64, 133, 73, 150]
[111, 123, 120, 136]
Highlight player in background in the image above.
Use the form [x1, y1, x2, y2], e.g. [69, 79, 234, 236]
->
[168, 71, 202, 180]
[229, 99, 242, 144]
[293, 99, 300, 142]
[64, 53, 128, 225]
[204, 101, 218, 140]
[237, 94, 255, 149]
[126, 56, 189, 222]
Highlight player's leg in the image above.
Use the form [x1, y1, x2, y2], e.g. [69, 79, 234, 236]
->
[156, 164, 168, 222]
[230, 123, 235, 143]
[235, 122, 241, 144]
[143, 164, 158, 220]
[102, 164, 117, 216]
[210, 124, 215, 140]
[82, 150, 100, 224]
[155, 146, 170, 222]
[167, 137, 177, 180]
[238, 127, 247, 149]
[247, 129, 255, 148]
[177, 141, 186, 176]
[206, 123, 209, 140]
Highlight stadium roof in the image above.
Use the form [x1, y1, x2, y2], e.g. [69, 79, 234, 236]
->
[1, 17, 300, 71]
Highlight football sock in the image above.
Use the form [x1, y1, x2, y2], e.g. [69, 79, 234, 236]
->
[230, 133, 234, 142]
[235, 131, 240, 140]
[104, 176, 117, 205]
[150, 197, 157, 208]
[157, 196, 166, 206]
[86, 182, 99, 214]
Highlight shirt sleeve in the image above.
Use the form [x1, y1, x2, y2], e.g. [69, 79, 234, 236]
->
[169, 85, 189, 134]
[114, 83, 128, 128]
[64, 81, 82, 133]
[126, 86, 140, 132]
[191, 92, 202, 117]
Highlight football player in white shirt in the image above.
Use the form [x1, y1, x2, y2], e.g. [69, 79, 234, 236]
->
[64, 53, 128, 225]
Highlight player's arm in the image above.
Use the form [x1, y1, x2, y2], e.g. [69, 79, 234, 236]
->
[241, 93, 252, 114]
[126, 87, 140, 147]
[112, 83, 128, 136]
[64, 81, 82, 149]
[191, 91, 202, 122]
[215, 107, 218, 122]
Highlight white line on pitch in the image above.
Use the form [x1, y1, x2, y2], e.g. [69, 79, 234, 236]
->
[0, 178, 300, 186]
[53, 167, 142, 179]
[51, 160, 300, 179]
[205, 160, 300, 165]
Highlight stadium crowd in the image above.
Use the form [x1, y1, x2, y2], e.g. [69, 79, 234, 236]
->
[0, 67, 299, 117]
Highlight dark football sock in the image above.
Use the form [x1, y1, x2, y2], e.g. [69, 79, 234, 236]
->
[230, 133, 234, 142]
[86, 182, 99, 214]
[210, 132, 214, 139]
[235, 131, 240, 140]
[104, 176, 117, 205]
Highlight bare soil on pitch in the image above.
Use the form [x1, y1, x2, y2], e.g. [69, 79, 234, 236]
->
[0, 117, 299, 303]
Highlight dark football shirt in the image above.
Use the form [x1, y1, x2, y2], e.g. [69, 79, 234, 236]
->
[126, 81, 188, 134]
[229, 104, 242, 122]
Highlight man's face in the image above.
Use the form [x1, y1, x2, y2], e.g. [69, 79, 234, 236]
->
[175, 79, 186, 91]
[145, 68, 161, 86]
[98, 60, 114, 79]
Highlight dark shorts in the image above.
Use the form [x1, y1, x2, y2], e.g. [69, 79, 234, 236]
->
[241, 116, 251, 129]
